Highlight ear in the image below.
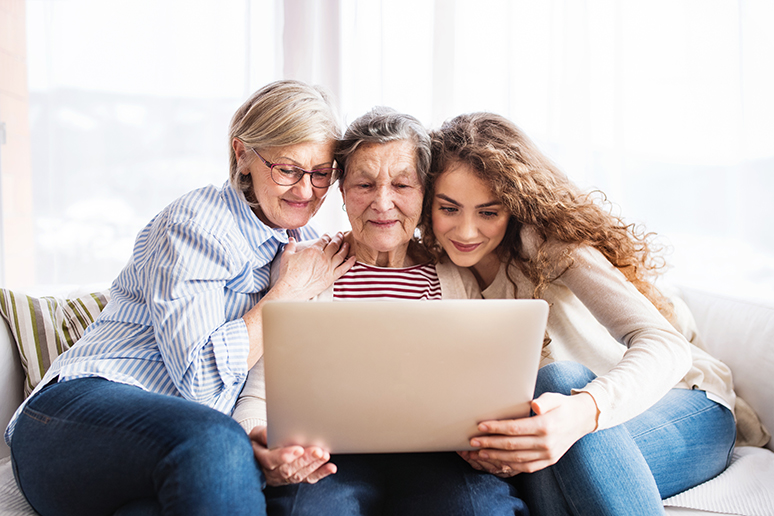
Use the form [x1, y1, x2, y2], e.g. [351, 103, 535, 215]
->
[233, 139, 249, 174]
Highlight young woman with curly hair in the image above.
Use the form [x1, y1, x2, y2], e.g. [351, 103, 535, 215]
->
[421, 112, 737, 516]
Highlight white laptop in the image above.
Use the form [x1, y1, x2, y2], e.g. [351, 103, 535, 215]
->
[262, 299, 548, 454]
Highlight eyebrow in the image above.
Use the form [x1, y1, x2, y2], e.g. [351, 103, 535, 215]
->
[274, 156, 334, 169]
[436, 193, 502, 209]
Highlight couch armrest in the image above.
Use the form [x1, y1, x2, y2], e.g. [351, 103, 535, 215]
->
[679, 286, 774, 452]
[0, 316, 25, 458]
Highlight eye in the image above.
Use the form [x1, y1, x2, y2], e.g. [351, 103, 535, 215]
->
[480, 210, 499, 219]
[278, 166, 301, 177]
[438, 205, 458, 214]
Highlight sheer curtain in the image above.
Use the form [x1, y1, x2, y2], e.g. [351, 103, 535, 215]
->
[333, 0, 774, 303]
[23, 0, 774, 302]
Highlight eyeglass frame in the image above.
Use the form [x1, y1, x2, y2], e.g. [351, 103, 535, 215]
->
[251, 148, 342, 189]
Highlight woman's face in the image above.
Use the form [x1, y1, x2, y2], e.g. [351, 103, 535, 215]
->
[236, 140, 336, 230]
[341, 140, 424, 259]
[431, 161, 510, 271]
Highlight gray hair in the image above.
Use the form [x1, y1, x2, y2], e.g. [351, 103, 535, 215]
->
[228, 80, 342, 198]
[334, 107, 431, 186]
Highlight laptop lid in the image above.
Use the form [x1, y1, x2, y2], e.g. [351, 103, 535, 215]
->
[263, 299, 548, 454]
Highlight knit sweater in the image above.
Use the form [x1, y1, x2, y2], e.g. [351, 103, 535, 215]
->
[477, 226, 735, 431]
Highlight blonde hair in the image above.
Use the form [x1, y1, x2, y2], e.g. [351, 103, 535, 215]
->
[228, 80, 342, 202]
[421, 112, 670, 315]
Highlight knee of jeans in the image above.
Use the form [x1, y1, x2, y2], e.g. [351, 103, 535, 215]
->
[168, 413, 256, 477]
[535, 361, 596, 397]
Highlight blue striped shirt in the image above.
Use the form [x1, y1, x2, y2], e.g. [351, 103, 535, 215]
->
[5, 181, 317, 445]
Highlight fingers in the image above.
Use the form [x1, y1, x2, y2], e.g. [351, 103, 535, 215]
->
[262, 447, 336, 487]
[476, 416, 543, 438]
[531, 392, 564, 415]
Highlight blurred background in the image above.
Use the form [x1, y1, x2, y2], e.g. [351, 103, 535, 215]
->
[1, 0, 773, 303]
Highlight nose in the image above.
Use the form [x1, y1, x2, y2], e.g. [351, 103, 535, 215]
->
[291, 174, 314, 199]
[371, 185, 394, 212]
[457, 214, 478, 240]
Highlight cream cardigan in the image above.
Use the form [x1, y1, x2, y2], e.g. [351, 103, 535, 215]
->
[477, 226, 736, 431]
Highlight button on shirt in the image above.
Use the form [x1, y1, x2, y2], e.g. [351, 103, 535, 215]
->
[5, 181, 317, 445]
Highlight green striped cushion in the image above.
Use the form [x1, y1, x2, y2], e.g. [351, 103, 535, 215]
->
[0, 289, 110, 397]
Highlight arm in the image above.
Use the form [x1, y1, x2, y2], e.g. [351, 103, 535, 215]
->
[462, 236, 692, 475]
[243, 233, 355, 368]
[145, 218, 352, 409]
[234, 364, 337, 485]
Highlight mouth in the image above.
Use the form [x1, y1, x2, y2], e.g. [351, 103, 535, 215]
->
[367, 219, 398, 228]
[282, 199, 312, 209]
[451, 240, 482, 253]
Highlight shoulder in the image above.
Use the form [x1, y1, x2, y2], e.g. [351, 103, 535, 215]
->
[165, 185, 233, 228]
[436, 258, 481, 299]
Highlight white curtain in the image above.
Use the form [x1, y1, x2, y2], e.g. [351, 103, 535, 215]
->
[23, 0, 774, 302]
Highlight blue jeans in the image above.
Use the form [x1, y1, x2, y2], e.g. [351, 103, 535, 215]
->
[516, 362, 736, 516]
[265, 452, 529, 515]
[10, 377, 266, 516]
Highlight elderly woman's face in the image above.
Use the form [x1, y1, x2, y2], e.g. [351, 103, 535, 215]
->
[341, 140, 424, 256]
[239, 140, 336, 229]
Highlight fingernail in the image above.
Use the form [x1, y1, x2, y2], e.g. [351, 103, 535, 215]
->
[478, 423, 489, 431]
[470, 439, 480, 447]
[479, 451, 489, 459]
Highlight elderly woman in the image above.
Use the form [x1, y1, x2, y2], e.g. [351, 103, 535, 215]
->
[6, 80, 354, 516]
[233, 107, 528, 516]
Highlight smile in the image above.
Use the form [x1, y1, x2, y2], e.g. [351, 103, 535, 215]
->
[451, 240, 482, 252]
[368, 220, 398, 228]
[282, 199, 311, 209]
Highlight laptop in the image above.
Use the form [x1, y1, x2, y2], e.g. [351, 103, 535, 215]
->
[262, 299, 548, 454]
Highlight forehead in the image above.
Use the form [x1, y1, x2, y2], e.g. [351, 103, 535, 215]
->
[436, 161, 499, 202]
[346, 141, 419, 179]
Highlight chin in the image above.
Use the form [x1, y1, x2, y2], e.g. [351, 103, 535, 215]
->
[446, 251, 479, 268]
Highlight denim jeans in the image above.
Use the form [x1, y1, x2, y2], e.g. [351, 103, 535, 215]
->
[516, 362, 736, 516]
[10, 377, 266, 516]
[265, 451, 529, 516]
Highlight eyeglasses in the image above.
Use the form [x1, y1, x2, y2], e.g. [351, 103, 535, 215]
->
[252, 149, 341, 188]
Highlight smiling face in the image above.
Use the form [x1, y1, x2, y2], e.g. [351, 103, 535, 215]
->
[235, 139, 336, 229]
[341, 140, 424, 267]
[432, 161, 511, 285]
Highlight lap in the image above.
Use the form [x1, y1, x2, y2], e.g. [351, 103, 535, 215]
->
[12, 377, 265, 516]
[266, 452, 527, 516]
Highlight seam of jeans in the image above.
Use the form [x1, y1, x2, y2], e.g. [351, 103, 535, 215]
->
[549, 464, 583, 516]
[20, 407, 52, 425]
[627, 402, 721, 441]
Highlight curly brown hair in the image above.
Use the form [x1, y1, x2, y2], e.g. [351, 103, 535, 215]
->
[420, 112, 671, 315]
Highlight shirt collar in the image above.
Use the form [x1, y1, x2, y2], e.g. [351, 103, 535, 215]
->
[221, 181, 290, 248]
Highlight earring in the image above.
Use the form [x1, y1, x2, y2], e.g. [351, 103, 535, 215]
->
[342, 203, 347, 212]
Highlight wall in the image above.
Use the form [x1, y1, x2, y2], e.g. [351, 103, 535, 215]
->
[0, 0, 34, 287]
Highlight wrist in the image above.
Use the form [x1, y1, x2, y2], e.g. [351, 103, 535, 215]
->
[574, 391, 600, 433]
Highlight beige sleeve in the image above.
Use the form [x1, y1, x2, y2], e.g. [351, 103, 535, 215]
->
[555, 244, 693, 430]
[232, 358, 267, 433]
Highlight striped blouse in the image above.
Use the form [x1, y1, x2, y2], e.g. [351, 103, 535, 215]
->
[5, 181, 317, 445]
[333, 262, 442, 300]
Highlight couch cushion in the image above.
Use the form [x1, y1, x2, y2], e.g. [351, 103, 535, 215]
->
[679, 287, 774, 452]
[0, 289, 110, 397]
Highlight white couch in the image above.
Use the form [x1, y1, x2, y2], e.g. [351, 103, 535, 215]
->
[1, 286, 773, 515]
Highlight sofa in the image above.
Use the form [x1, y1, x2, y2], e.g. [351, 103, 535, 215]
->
[1, 285, 773, 515]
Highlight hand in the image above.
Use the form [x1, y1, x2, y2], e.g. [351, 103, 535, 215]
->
[460, 392, 598, 476]
[273, 232, 355, 300]
[249, 426, 337, 486]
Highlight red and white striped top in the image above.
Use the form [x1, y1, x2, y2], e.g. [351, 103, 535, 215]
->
[333, 262, 442, 300]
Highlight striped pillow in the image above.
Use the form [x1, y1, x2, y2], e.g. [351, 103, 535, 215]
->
[0, 289, 110, 397]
